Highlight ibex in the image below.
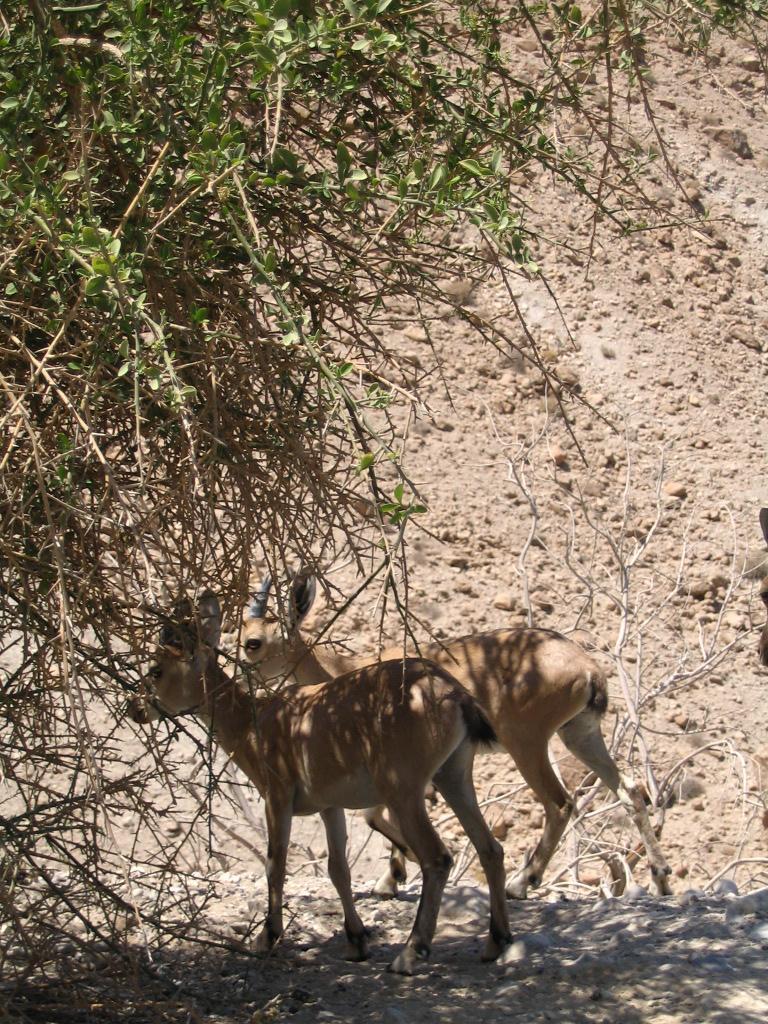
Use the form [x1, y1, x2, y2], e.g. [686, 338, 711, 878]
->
[242, 573, 672, 899]
[759, 508, 768, 666]
[127, 592, 511, 975]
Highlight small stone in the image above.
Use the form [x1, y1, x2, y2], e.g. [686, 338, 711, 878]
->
[663, 481, 688, 499]
[729, 324, 761, 350]
[705, 127, 753, 159]
[499, 940, 528, 963]
[580, 873, 602, 888]
[601, 343, 617, 359]
[724, 888, 768, 921]
[529, 808, 545, 829]
[743, 548, 768, 579]
[678, 888, 705, 907]
[400, 349, 423, 368]
[551, 444, 569, 468]
[403, 325, 427, 343]
[582, 478, 605, 498]
[491, 820, 508, 840]
[623, 883, 649, 902]
[713, 878, 739, 896]
[493, 591, 519, 612]
[383, 1007, 409, 1024]
[439, 277, 475, 304]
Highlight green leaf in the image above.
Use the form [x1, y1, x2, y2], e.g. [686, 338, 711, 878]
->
[84, 275, 106, 296]
[91, 257, 112, 276]
[336, 143, 352, 179]
[81, 226, 102, 247]
[458, 158, 488, 178]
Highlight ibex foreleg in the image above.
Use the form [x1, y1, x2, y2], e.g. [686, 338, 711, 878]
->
[433, 744, 511, 960]
[255, 797, 292, 952]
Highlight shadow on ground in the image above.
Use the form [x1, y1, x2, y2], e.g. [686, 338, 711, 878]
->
[7, 888, 768, 1024]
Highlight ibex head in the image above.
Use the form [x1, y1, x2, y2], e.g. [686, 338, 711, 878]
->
[127, 592, 222, 723]
[241, 571, 317, 668]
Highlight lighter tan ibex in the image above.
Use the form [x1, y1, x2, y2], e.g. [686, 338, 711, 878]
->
[758, 508, 768, 667]
[242, 573, 673, 899]
[127, 592, 511, 975]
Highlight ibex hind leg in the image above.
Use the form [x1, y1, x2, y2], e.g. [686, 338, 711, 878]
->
[321, 807, 369, 961]
[558, 710, 672, 896]
[385, 797, 452, 976]
[502, 737, 574, 900]
[363, 805, 416, 898]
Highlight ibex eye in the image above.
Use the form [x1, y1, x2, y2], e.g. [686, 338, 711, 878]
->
[245, 638, 262, 651]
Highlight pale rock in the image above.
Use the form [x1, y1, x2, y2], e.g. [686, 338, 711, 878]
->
[704, 127, 753, 158]
[742, 547, 768, 579]
[713, 878, 739, 897]
[439, 277, 475, 304]
[724, 887, 768, 921]
[623, 884, 649, 902]
[403, 325, 428, 343]
[551, 444, 569, 468]
[491, 819, 508, 841]
[663, 480, 688, 499]
[493, 591, 519, 612]
[499, 939, 528, 964]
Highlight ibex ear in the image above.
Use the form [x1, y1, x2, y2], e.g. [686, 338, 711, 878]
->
[291, 572, 317, 626]
[760, 508, 768, 546]
[248, 575, 272, 620]
[197, 591, 222, 648]
[172, 597, 193, 621]
[161, 597, 193, 652]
